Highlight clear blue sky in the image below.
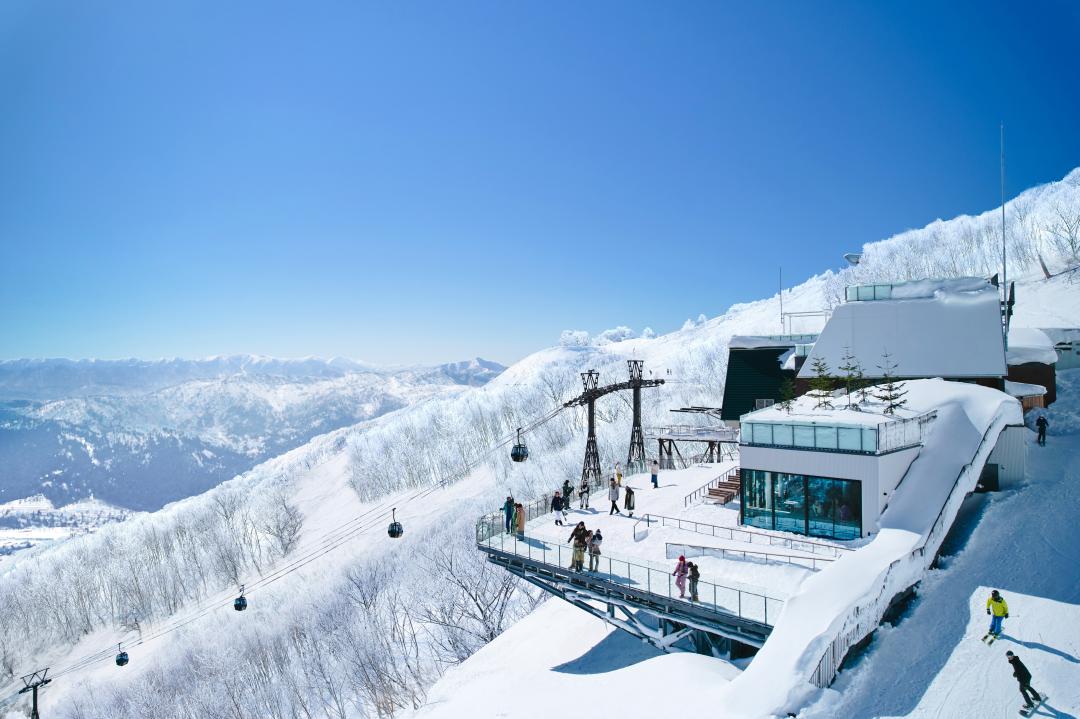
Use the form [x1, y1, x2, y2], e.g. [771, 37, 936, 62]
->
[1, 1, 1078, 365]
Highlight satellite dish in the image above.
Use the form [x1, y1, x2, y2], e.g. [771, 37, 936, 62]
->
[843, 253, 862, 266]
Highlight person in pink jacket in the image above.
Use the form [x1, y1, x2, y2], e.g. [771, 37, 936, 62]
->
[673, 555, 689, 598]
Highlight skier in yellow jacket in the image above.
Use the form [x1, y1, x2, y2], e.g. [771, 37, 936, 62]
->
[987, 589, 1009, 637]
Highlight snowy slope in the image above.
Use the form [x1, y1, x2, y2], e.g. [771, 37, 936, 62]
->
[1, 169, 1079, 718]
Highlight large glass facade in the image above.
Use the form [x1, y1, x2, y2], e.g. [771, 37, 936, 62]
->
[740, 470, 862, 540]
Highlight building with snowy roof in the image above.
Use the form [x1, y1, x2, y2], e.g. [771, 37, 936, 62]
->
[797, 277, 1007, 384]
[720, 335, 816, 422]
[1006, 326, 1058, 409]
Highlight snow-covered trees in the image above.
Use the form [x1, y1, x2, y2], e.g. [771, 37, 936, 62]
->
[838, 348, 865, 409]
[807, 358, 835, 409]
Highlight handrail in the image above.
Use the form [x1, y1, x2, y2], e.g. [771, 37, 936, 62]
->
[637, 514, 853, 557]
[684, 467, 741, 508]
[666, 542, 836, 571]
[477, 530, 784, 626]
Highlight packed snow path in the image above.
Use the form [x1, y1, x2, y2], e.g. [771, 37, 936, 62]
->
[803, 373, 1080, 718]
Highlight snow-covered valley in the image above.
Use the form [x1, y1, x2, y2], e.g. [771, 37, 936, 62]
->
[1, 167, 1079, 719]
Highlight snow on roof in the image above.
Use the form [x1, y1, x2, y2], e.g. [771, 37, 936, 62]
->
[1004, 379, 1047, 397]
[728, 334, 817, 350]
[798, 285, 1006, 379]
[1006, 326, 1057, 365]
[741, 390, 919, 427]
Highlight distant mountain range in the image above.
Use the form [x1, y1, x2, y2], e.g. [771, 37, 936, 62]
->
[0, 356, 504, 512]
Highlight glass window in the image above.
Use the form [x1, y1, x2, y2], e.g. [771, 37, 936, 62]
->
[751, 423, 772, 444]
[864, 427, 877, 452]
[741, 469, 773, 531]
[772, 473, 806, 534]
[807, 476, 862, 540]
[772, 423, 793, 446]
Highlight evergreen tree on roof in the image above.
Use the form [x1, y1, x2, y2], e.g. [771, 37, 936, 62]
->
[778, 374, 797, 414]
[807, 357, 834, 409]
[838, 347, 864, 409]
[874, 349, 908, 415]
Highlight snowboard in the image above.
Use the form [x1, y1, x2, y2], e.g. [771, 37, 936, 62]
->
[1019, 696, 1046, 717]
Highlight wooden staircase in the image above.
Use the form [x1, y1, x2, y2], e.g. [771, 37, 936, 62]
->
[706, 468, 742, 504]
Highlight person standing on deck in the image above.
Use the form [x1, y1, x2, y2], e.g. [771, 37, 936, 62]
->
[515, 502, 526, 537]
[579, 477, 591, 510]
[615, 462, 623, 486]
[568, 522, 589, 571]
[1006, 651, 1044, 710]
[551, 491, 566, 526]
[624, 485, 636, 517]
[503, 496, 515, 534]
[673, 555, 689, 598]
[588, 529, 603, 572]
[651, 459, 660, 489]
[608, 478, 622, 515]
[562, 479, 575, 509]
[1036, 415, 1048, 446]
[987, 589, 1009, 637]
[688, 561, 700, 602]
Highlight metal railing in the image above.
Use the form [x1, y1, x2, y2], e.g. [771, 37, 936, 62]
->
[478, 529, 784, 626]
[684, 467, 741, 508]
[667, 542, 835, 571]
[634, 514, 852, 558]
[477, 475, 612, 544]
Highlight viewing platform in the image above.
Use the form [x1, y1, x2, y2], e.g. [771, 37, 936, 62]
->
[476, 462, 850, 656]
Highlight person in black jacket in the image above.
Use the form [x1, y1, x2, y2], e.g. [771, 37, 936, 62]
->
[551, 491, 565, 526]
[502, 496, 515, 534]
[1006, 651, 1043, 709]
[1035, 415, 1048, 446]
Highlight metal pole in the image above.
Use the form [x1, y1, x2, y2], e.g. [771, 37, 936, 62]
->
[1000, 122, 1009, 349]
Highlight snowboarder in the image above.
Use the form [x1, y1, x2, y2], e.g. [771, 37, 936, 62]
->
[562, 479, 575, 509]
[615, 462, 623, 486]
[588, 529, 603, 572]
[1006, 651, 1044, 714]
[1035, 415, 1048, 446]
[579, 477, 591, 510]
[515, 502, 526, 537]
[651, 459, 660, 489]
[608, 478, 621, 515]
[568, 522, 589, 571]
[624, 485, 636, 517]
[551, 491, 566, 526]
[503, 496, 515, 534]
[688, 561, 700, 602]
[986, 589, 1009, 639]
[672, 555, 689, 598]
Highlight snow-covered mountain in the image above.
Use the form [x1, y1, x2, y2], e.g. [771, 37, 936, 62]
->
[1, 168, 1078, 719]
[0, 357, 504, 514]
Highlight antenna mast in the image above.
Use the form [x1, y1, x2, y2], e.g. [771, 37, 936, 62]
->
[1000, 122, 1009, 349]
[779, 267, 784, 333]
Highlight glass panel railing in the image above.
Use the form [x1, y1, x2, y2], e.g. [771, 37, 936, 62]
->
[477, 530, 785, 626]
[740, 412, 936, 455]
[793, 425, 815, 447]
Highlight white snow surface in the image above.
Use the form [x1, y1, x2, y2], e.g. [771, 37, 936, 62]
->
[1007, 327, 1059, 366]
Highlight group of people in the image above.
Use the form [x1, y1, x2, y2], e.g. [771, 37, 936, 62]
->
[987, 589, 1045, 712]
[671, 554, 701, 601]
[567, 521, 604, 572]
[551, 476, 637, 525]
[501, 496, 526, 535]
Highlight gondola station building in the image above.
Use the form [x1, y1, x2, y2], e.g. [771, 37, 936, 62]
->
[738, 277, 1029, 540]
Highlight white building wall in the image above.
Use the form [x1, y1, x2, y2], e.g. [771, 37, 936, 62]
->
[987, 424, 1028, 487]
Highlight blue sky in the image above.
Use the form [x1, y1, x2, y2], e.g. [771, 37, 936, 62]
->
[1, 1, 1078, 365]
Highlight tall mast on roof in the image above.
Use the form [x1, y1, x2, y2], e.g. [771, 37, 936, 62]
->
[1001, 122, 1009, 350]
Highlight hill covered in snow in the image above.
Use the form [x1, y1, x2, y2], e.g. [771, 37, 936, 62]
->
[1, 168, 1078, 718]
[0, 356, 503, 514]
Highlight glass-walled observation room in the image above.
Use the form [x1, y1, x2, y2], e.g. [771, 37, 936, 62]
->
[741, 469, 862, 540]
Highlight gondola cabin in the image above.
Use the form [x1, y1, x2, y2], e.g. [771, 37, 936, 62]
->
[510, 428, 529, 463]
[388, 508, 403, 539]
[115, 646, 129, 667]
[234, 585, 247, 611]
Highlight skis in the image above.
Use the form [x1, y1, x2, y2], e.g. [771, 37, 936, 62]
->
[1019, 696, 1046, 716]
[981, 632, 998, 645]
